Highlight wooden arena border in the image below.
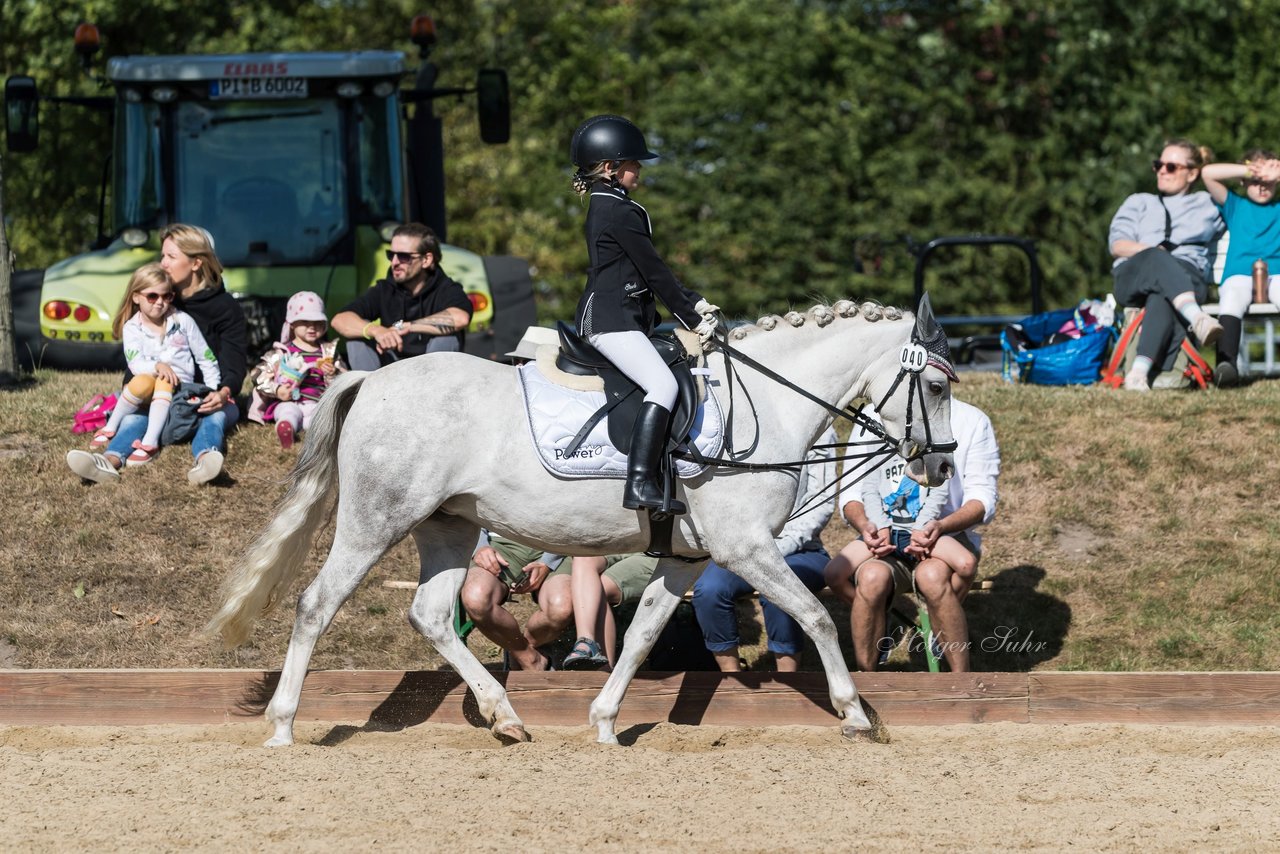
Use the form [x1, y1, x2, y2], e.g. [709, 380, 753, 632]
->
[2, 670, 1279, 727]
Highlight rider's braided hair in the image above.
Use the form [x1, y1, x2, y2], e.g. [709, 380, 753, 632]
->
[572, 161, 615, 197]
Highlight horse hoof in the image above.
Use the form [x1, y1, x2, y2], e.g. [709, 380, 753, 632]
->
[842, 700, 890, 744]
[493, 722, 531, 744]
[263, 734, 293, 748]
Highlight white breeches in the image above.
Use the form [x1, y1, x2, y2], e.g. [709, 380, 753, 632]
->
[588, 330, 678, 409]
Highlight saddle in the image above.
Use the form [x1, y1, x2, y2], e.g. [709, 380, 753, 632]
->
[554, 322, 699, 456]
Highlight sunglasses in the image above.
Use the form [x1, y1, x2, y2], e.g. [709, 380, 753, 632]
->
[385, 250, 422, 263]
[140, 291, 175, 303]
[1152, 160, 1192, 174]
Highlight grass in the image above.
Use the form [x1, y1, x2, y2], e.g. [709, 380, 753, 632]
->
[3, 367, 1280, 673]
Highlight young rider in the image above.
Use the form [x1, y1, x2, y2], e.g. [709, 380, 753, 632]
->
[569, 114, 721, 514]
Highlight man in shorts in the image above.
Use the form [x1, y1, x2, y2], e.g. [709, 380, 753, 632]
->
[825, 398, 1000, 672]
[459, 532, 571, 671]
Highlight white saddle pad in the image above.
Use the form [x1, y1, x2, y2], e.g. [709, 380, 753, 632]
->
[517, 361, 724, 480]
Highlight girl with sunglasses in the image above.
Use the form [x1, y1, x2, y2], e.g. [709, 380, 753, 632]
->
[1109, 139, 1225, 391]
[89, 263, 221, 465]
[1200, 149, 1280, 386]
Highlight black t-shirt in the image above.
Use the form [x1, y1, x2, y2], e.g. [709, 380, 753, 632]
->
[340, 266, 473, 355]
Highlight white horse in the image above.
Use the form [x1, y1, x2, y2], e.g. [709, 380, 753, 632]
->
[208, 298, 956, 746]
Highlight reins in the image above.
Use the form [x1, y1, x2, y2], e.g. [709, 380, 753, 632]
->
[672, 330, 957, 524]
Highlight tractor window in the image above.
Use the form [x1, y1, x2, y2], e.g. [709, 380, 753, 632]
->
[355, 94, 402, 222]
[112, 101, 165, 231]
[172, 99, 347, 265]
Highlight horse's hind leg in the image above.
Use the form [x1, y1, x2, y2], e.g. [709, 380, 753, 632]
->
[406, 514, 529, 744]
[589, 558, 702, 745]
[728, 550, 886, 743]
[264, 521, 397, 747]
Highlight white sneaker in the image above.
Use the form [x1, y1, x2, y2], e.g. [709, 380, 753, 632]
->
[1123, 366, 1151, 391]
[1192, 313, 1223, 347]
[188, 450, 224, 485]
[67, 450, 120, 483]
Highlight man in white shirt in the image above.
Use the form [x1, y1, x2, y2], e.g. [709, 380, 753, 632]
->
[827, 399, 1000, 672]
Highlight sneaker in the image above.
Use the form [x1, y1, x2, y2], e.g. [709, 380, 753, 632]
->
[1214, 360, 1240, 388]
[66, 450, 120, 484]
[1123, 366, 1150, 392]
[188, 450, 224, 485]
[277, 422, 294, 450]
[1192, 313, 1223, 347]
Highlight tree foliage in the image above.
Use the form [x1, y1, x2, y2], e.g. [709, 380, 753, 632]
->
[6, 0, 1280, 321]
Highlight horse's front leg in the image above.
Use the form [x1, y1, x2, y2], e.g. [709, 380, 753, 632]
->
[590, 558, 703, 745]
[728, 547, 889, 743]
[407, 519, 529, 744]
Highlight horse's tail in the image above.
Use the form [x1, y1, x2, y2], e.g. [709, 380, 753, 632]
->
[207, 370, 368, 647]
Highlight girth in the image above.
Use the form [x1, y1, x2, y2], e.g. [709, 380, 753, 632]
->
[555, 322, 699, 455]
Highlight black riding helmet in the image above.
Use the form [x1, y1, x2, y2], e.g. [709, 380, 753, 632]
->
[570, 115, 658, 168]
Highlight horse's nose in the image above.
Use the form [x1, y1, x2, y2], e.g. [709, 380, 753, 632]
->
[939, 459, 954, 480]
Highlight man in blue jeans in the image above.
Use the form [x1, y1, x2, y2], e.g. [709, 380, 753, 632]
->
[689, 428, 836, 672]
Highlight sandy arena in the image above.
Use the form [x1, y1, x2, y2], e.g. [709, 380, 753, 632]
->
[3, 721, 1277, 851]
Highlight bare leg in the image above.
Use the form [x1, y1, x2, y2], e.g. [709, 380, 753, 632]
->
[524, 573, 573, 650]
[599, 575, 623, 666]
[713, 650, 742, 672]
[569, 556, 607, 645]
[775, 654, 799, 672]
[850, 560, 893, 673]
[914, 557, 970, 673]
[459, 568, 548, 672]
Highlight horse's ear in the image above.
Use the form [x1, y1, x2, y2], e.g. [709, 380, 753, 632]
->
[914, 292, 941, 341]
[913, 292, 958, 380]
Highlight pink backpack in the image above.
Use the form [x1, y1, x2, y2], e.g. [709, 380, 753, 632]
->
[72, 393, 117, 434]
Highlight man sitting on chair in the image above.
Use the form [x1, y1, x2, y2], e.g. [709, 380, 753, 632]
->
[825, 398, 1000, 672]
[331, 223, 473, 370]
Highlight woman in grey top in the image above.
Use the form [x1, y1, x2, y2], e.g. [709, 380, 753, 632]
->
[1109, 139, 1225, 390]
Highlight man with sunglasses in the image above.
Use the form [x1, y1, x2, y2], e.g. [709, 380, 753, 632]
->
[332, 223, 473, 370]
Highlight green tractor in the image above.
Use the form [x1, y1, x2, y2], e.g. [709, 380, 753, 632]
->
[5, 18, 534, 369]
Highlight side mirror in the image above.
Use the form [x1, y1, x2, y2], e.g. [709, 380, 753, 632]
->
[5, 76, 39, 153]
[476, 68, 509, 145]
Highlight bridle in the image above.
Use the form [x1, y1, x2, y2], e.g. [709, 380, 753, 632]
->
[672, 327, 958, 523]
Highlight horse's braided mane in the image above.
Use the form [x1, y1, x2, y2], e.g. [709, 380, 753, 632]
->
[727, 299, 906, 340]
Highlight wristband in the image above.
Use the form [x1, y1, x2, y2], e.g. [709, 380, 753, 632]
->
[362, 321, 374, 339]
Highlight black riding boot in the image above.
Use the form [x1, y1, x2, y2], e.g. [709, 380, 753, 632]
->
[623, 402, 686, 514]
[1216, 315, 1243, 387]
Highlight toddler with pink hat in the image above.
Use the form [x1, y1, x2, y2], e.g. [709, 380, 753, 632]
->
[247, 291, 346, 448]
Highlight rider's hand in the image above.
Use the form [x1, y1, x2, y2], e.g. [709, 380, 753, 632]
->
[694, 298, 721, 317]
[275, 382, 294, 402]
[696, 314, 720, 346]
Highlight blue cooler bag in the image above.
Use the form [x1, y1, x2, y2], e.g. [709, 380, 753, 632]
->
[1001, 307, 1115, 385]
